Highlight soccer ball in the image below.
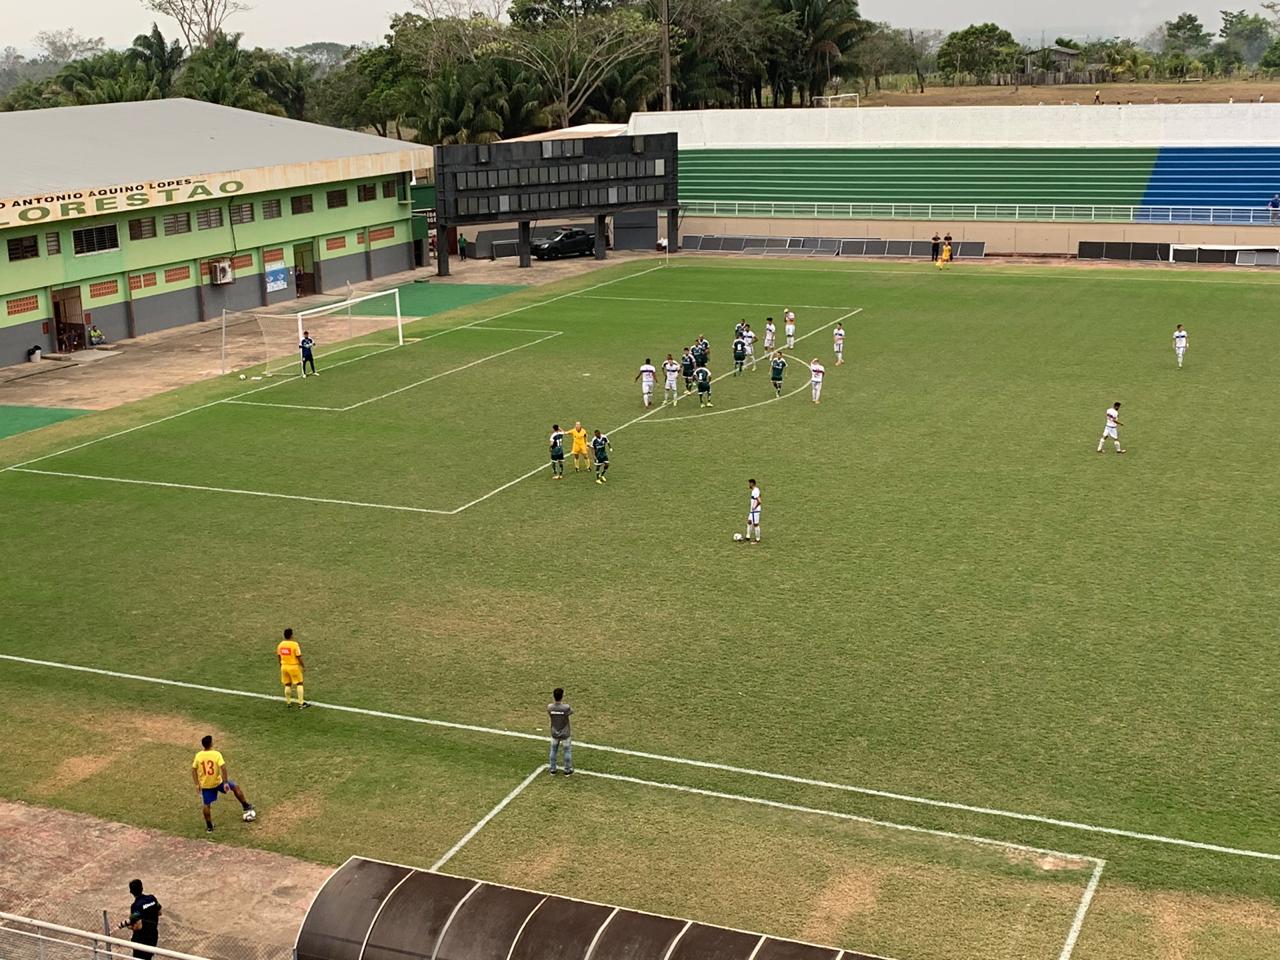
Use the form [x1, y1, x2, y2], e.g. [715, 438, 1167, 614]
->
[733, 533, 744, 542]
[242, 809, 257, 823]
[239, 374, 246, 380]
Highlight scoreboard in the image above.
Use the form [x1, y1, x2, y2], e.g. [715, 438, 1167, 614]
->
[432, 133, 679, 271]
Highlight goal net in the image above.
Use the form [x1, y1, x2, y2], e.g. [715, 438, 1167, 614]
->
[221, 288, 404, 377]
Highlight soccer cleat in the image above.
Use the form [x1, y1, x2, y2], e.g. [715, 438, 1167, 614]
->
[596, 477, 603, 484]
[1116, 449, 1126, 454]
[549, 769, 558, 776]
[206, 823, 214, 833]
[564, 769, 574, 776]
[313, 371, 319, 376]
[299, 702, 311, 709]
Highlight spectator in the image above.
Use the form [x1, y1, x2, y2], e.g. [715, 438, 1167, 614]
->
[458, 233, 468, 261]
[88, 325, 106, 346]
[117, 880, 161, 960]
[1093, 90, 1101, 105]
[930, 232, 941, 262]
[1269, 195, 1279, 223]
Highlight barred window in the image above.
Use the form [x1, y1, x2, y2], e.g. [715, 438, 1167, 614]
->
[262, 199, 282, 219]
[326, 189, 348, 209]
[291, 194, 314, 215]
[229, 202, 255, 225]
[382, 178, 398, 199]
[7, 235, 39, 261]
[130, 217, 157, 240]
[72, 224, 120, 255]
[45, 232, 61, 255]
[196, 207, 224, 230]
[163, 213, 191, 236]
[357, 184, 377, 202]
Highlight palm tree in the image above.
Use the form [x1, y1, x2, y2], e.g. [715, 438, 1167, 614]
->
[775, 0, 862, 103]
[174, 33, 285, 115]
[128, 24, 185, 97]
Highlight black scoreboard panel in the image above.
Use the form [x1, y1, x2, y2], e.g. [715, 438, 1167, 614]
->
[434, 133, 678, 226]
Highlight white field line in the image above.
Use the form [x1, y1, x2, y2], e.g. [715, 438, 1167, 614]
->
[1058, 860, 1105, 960]
[430, 766, 543, 871]
[3, 265, 663, 472]
[342, 332, 562, 411]
[3, 652, 1276, 863]
[576, 770, 1100, 864]
[221, 400, 345, 411]
[447, 312, 860, 513]
[580, 295, 852, 310]
[3, 469, 455, 514]
[685, 259, 1280, 287]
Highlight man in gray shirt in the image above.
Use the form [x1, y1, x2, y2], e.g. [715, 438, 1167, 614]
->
[547, 688, 573, 775]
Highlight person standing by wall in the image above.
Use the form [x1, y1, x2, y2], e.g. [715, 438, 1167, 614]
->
[459, 234, 468, 260]
[930, 232, 941, 262]
[117, 879, 161, 960]
[547, 688, 573, 775]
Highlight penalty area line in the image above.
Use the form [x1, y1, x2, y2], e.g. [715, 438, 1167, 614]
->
[431, 766, 543, 871]
[2, 653, 1275, 864]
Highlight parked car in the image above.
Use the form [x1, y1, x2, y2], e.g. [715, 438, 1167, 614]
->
[533, 227, 595, 260]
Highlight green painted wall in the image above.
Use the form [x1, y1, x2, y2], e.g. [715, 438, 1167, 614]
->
[1, 174, 413, 330]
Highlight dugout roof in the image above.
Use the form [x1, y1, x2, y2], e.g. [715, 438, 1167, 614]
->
[0, 99, 432, 201]
[296, 857, 889, 960]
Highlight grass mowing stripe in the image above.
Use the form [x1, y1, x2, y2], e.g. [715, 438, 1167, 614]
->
[3, 653, 1275, 864]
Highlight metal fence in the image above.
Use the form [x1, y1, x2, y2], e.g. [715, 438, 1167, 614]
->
[0, 913, 214, 960]
[679, 199, 1280, 226]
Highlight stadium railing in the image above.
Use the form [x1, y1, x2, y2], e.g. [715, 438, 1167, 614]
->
[0, 913, 214, 960]
[679, 200, 1280, 226]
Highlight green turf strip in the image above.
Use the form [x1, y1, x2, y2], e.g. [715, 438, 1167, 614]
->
[0, 404, 86, 441]
[318, 281, 526, 318]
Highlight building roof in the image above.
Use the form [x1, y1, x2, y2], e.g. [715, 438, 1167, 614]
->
[501, 123, 627, 142]
[0, 99, 431, 200]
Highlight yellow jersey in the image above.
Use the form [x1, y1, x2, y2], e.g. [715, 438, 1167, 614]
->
[277, 639, 301, 665]
[192, 749, 225, 789]
[569, 427, 588, 451]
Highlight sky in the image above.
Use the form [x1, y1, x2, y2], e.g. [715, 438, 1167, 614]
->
[3, 0, 1260, 53]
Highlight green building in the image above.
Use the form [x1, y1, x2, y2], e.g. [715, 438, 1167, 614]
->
[0, 99, 432, 367]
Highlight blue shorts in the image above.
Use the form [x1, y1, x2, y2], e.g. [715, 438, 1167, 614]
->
[201, 781, 236, 805]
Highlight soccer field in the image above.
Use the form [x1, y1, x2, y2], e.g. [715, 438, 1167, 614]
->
[2, 258, 1279, 960]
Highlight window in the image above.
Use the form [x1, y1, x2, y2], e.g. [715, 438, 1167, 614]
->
[357, 183, 377, 202]
[163, 212, 190, 236]
[326, 189, 348, 209]
[7, 235, 39, 261]
[291, 194, 314, 215]
[229, 202, 255, 225]
[196, 207, 223, 230]
[382, 178, 398, 199]
[72, 224, 120, 255]
[129, 217, 156, 240]
[262, 198, 282, 220]
[45, 232, 61, 255]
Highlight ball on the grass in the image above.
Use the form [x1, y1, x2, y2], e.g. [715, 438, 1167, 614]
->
[242, 809, 257, 822]
[239, 374, 246, 380]
[733, 533, 743, 542]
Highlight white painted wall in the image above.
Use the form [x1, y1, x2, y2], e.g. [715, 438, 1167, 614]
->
[627, 104, 1280, 149]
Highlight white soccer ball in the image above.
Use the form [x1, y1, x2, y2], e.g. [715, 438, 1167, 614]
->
[239, 374, 246, 380]
[733, 533, 743, 542]
[242, 809, 257, 823]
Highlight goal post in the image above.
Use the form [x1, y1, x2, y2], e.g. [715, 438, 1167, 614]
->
[221, 287, 404, 377]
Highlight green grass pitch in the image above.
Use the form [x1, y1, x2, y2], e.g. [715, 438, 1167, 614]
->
[2, 258, 1279, 960]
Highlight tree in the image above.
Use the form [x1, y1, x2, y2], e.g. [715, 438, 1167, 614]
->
[490, 8, 662, 127]
[173, 32, 283, 114]
[128, 24, 186, 96]
[1261, 35, 1280, 71]
[1053, 37, 1082, 50]
[34, 29, 105, 62]
[1162, 13, 1213, 53]
[937, 23, 1020, 80]
[143, 0, 250, 51]
[853, 22, 912, 93]
[1218, 10, 1273, 65]
[285, 42, 353, 74]
[775, 0, 863, 103]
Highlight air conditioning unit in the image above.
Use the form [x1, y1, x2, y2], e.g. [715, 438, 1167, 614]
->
[210, 259, 234, 285]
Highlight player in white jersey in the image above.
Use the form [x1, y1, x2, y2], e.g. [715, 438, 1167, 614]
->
[833, 323, 845, 365]
[742, 324, 757, 369]
[634, 358, 657, 407]
[784, 309, 796, 348]
[763, 318, 776, 350]
[1096, 401, 1125, 453]
[1172, 324, 1188, 368]
[744, 479, 762, 544]
[661, 353, 681, 405]
[809, 358, 825, 404]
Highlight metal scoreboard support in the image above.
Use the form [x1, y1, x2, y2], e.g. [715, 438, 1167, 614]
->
[432, 133, 679, 275]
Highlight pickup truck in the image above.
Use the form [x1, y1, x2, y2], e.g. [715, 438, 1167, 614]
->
[533, 227, 595, 260]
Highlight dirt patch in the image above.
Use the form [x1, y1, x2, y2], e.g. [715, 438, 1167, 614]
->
[32, 754, 117, 796]
[798, 870, 879, 944]
[0, 799, 332, 960]
[1001, 848, 1094, 873]
[502, 845, 570, 889]
[253, 790, 326, 842]
[1115, 887, 1280, 960]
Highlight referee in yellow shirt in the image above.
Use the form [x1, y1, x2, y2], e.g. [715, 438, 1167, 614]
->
[568, 421, 590, 474]
[277, 628, 308, 708]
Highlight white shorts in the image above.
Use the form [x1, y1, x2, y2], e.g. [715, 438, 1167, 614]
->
[1175, 346, 1186, 356]
[642, 382, 653, 395]
[747, 510, 760, 525]
[764, 335, 775, 348]
[834, 344, 843, 355]
[812, 381, 823, 398]
[745, 345, 754, 356]
[1103, 426, 1118, 438]
[785, 326, 795, 338]
[665, 379, 678, 392]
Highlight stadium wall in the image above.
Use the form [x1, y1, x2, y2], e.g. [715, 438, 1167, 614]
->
[674, 217, 1280, 257]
